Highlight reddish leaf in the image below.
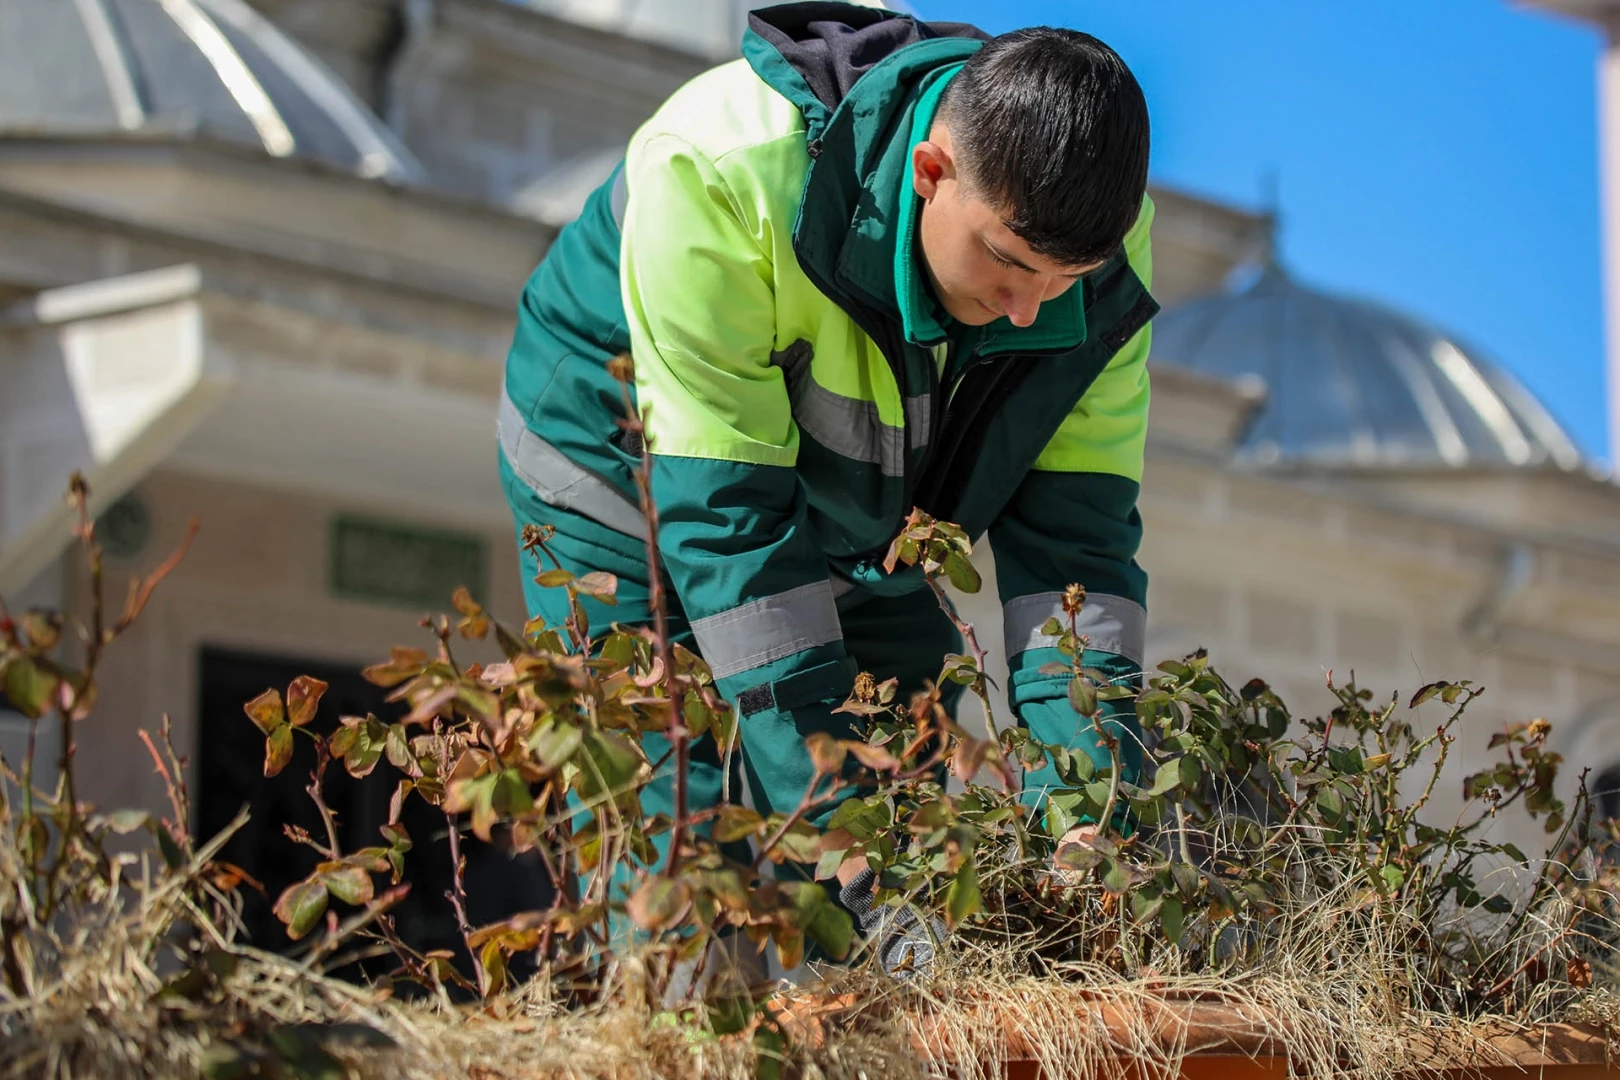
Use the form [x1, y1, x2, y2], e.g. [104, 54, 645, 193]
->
[243, 688, 284, 735]
[273, 879, 328, 940]
[805, 733, 847, 776]
[362, 647, 429, 688]
[574, 571, 619, 604]
[286, 675, 328, 728]
[844, 742, 899, 772]
[627, 877, 691, 932]
[451, 587, 482, 617]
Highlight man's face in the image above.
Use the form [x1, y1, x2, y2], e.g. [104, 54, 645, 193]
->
[912, 125, 1102, 328]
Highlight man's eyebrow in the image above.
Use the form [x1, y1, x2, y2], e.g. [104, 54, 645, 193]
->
[986, 238, 1086, 279]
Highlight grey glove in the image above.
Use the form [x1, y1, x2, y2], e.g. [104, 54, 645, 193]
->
[838, 868, 947, 979]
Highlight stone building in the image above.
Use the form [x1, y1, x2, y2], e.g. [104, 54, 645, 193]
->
[0, 0, 1615, 934]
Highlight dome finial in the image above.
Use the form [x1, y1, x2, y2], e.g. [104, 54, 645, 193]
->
[1259, 168, 1283, 270]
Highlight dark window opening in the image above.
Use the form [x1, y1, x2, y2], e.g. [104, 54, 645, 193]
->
[1595, 764, 1620, 826]
[194, 647, 552, 986]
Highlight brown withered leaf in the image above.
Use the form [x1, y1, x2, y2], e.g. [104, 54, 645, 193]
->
[286, 675, 328, 728]
[362, 647, 430, 688]
[243, 688, 284, 735]
[263, 724, 294, 778]
[805, 733, 847, 776]
[627, 877, 691, 933]
[1569, 956, 1594, 988]
[844, 741, 899, 772]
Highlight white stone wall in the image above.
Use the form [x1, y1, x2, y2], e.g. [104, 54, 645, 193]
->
[946, 449, 1620, 856]
[63, 470, 525, 822]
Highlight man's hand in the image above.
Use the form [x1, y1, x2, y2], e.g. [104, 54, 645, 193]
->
[1052, 822, 1102, 884]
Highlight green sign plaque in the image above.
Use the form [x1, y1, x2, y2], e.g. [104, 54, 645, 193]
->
[329, 515, 488, 610]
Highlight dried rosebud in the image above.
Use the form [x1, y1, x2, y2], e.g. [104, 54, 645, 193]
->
[606, 354, 635, 383]
[1061, 583, 1087, 616]
[1526, 717, 1551, 744]
[852, 670, 877, 703]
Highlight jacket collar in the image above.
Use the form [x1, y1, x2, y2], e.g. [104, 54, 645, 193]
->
[743, 4, 1088, 359]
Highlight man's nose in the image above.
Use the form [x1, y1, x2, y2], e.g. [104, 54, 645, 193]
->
[1000, 286, 1042, 328]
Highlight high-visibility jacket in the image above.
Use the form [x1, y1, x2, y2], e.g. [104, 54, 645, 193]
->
[498, 3, 1158, 798]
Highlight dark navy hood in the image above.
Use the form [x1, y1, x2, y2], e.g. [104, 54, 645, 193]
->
[745, 2, 988, 114]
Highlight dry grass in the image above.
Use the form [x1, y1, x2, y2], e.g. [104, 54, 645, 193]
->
[4, 848, 1616, 1080]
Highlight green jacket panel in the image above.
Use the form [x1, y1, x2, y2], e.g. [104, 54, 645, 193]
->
[500, 3, 1159, 798]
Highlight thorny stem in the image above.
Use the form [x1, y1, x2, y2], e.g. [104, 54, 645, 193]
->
[923, 575, 1013, 788]
[1175, 802, 1194, 867]
[1068, 604, 1122, 836]
[443, 809, 485, 996]
[307, 741, 342, 859]
[611, 360, 691, 877]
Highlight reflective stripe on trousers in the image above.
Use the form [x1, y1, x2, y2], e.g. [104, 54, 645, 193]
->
[1002, 591, 1146, 667]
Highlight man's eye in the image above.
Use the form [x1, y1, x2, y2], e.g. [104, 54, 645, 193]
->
[987, 249, 1016, 269]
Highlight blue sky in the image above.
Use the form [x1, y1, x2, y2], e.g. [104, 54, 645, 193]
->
[919, 1, 1609, 462]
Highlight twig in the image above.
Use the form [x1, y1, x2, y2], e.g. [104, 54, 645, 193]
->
[610, 359, 691, 877]
[302, 741, 341, 860]
[924, 576, 1014, 789]
[443, 809, 486, 996]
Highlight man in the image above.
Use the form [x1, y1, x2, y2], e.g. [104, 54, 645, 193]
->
[498, 2, 1155, 969]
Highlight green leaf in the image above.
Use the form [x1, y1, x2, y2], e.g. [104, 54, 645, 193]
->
[942, 551, 981, 594]
[577, 729, 645, 803]
[801, 891, 855, 961]
[1379, 865, 1406, 892]
[814, 846, 850, 881]
[243, 688, 284, 735]
[529, 718, 584, 771]
[713, 804, 764, 844]
[944, 857, 982, 929]
[322, 864, 374, 906]
[1147, 759, 1182, 796]
[103, 809, 151, 835]
[535, 568, 574, 588]
[1160, 896, 1185, 944]
[1170, 861, 1200, 899]
[1068, 676, 1097, 717]
[1315, 785, 1345, 824]
[384, 724, 412, 771]
[3, 657, 58, 719]
[1179, 753, 1202, 791]
[1101, 858, 1130, 895]
[273, 880, 328, 940]
[264, 724, 294, 778]
[1041, 616, 1066, 637]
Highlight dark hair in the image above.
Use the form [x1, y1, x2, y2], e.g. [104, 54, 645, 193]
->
[937, 27, 1150, 268]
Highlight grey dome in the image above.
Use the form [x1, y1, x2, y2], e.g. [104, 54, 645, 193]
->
[0, 0, 422, 183]
[1150, 264, 1585, 470]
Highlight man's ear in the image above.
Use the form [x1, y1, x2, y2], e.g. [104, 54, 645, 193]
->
[911, 138, 953, 201]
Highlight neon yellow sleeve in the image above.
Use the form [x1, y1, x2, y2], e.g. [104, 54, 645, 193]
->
[620, 132, 797, 466]
[1030, 194, 1155, 481]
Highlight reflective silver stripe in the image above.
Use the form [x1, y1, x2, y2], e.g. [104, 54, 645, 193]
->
[497, 387, 646, 537]
[1004, 591, 1146, 666]
[610, 165, 628, 228]
[690, 581, 843, 680]
[905, 394, 932, 450]
[791, 380, 907, 477]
